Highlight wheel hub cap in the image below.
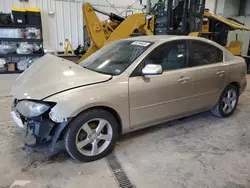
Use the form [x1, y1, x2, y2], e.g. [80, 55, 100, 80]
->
[222, 89, 237, 114]
[75, 118, 113, 156]
[91, 133, 98, 140]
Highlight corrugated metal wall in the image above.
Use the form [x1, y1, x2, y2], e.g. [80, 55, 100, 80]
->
[0, 0, 84, 51]
[0, 0, 143, 51]
[228, 16, 250, 55]
[205, 0, 217, 13]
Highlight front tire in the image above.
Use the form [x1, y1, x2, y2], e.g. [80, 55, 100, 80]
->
[211, 84, 239, 118]
[65, 109, 118, 162]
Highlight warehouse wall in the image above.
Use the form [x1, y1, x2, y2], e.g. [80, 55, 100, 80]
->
[205, 0, 217, 13]
[243, 0, 250, 15]
[89, 0, 142, 22]
[2, 0, 249, 55]
[212, 0, 240, 16]
[0, 0, 83, 51]
[228, 16, 250, 55]
[0, 0, 143, 51]
[223, 0, 240, 17]
[216, 0, 226, 15]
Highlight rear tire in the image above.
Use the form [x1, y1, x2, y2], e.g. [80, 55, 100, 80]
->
[211, 84, 239, 118]
[64, 109, 118, 162]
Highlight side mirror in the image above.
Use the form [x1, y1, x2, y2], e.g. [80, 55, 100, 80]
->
[142, 64, 163, 75]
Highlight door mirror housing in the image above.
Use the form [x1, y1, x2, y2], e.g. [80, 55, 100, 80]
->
[142, 64, 163, 75]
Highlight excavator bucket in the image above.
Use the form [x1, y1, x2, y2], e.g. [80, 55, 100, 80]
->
[105, 14, 149, 45]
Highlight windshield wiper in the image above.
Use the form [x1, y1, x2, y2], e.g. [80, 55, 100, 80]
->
[94, 70, 116, 76]
[83, 66, 115, 76]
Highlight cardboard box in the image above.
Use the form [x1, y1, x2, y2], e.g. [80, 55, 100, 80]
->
[8, 63, 16, 71]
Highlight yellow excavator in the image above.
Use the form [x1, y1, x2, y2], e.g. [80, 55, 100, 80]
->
[79, 0, 205, 62]
[79, 0, 250, 71]
[79, 2, 154, 62]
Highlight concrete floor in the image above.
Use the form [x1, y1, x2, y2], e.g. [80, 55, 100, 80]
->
[1, 75, 250, 188]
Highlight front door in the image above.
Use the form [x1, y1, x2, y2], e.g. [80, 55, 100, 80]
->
[129, 40, 195, 128]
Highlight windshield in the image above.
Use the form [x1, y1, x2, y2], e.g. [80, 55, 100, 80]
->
[79, 40, 152, 75]
[150, 0, 168, 13]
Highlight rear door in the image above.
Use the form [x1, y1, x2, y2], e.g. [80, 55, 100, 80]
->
[187, 40, 227, 111]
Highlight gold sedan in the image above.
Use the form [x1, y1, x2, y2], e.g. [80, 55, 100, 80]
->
[11, 36, 247, 162]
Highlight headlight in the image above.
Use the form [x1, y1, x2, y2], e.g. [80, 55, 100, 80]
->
[16, 100, 50, 118]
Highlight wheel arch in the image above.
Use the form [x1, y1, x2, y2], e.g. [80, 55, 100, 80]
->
[58, 106, 123, 142]
[228, 82, 240, 92]
[214, 81, 240, 109]
[211, 81, 240, 118]
[84, 106, 123, 136]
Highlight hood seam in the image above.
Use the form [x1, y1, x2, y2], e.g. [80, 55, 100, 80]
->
[41, 77, 113, 101]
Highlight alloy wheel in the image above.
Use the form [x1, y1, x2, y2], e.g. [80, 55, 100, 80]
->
[222, 89, 237, 114]
[75, 118, 113, 156]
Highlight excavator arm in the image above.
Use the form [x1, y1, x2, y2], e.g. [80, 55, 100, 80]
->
[200, 11, 250, 55]
[79, 3, 107, 63]
[78, 3, 153, 63]
[82, 3, 107, 49]
[204, 11, 250, 31]
[105, 13, 152, 45]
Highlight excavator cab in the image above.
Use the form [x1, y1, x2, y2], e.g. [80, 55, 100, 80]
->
[143, 0, 206, 35]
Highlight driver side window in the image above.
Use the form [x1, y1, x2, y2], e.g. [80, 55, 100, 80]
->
[131, 40, 187, 76]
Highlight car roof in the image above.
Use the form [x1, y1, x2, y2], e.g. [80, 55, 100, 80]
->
[124, 35, 179, 42]
[124, 35, 229, 52]
[124, 35, 213, 43]
[122, 35, 234, 59]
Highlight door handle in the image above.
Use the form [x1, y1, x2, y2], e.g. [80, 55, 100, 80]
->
[216, 70, 225, 77]
[178, 76, 190, 84]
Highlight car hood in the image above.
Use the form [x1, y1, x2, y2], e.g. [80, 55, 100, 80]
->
[11, 54, 112, 100]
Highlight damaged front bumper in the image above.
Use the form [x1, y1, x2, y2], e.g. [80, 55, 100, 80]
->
[11, 100, 71, 153]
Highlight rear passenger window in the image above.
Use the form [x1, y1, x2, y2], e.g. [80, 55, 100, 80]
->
[189, 41, 223, 67]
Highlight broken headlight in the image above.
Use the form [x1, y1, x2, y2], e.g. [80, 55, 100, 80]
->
[16, 100, 50, 118]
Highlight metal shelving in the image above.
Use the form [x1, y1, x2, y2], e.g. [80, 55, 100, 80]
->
[0, 38, 43, 42]
[0, 70, 23, 74]
[0, 53, 44, 57]
[0, 23, 44, 74]
[0, 24, 42, 28]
